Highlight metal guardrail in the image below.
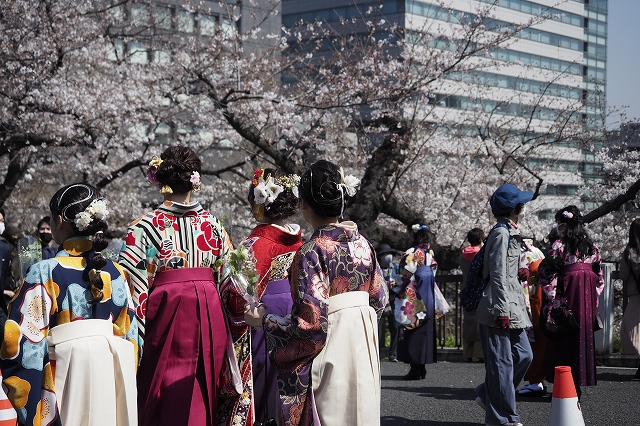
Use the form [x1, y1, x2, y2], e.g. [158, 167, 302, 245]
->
[436, 264, 620, 355]
[435, 274, 463, 349]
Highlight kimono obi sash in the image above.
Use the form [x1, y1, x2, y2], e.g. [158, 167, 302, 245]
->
[327, 291, 370, 315]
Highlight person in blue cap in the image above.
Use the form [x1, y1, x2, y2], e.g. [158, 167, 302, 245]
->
[473, 184, 534, 426]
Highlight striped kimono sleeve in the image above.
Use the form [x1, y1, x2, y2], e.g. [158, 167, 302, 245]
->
[118, 222, 153, 357]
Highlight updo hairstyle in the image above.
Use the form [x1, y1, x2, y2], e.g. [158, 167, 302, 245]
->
[49, 183, 110, 304]
[247, 168, 298, 221]
[409, 221, 430, 246]
[299, 160, 354, 218]
[154, 145, 202, 194]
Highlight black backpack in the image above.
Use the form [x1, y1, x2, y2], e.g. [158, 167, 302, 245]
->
[460, 223, 508, 312]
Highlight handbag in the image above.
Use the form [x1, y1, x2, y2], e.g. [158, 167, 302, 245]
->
[539, 274, 578, 340]
[394, 278, 429, 330]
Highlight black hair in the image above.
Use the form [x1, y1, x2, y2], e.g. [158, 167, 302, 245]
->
[299, 160, 354, 218]
[49, 183, 109, 304]
[37, 216, 51, 229]
[467, 228, 485, 247]
[408, 220, 430, 246]
[514, 203, 525, 215]
[554, 205, 595, 257]
[247, 168, 299, 221]
[154, 145, 202, 194]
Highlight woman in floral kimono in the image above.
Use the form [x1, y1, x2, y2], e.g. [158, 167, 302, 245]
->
[0, 183, 137, 426]
[119, 145, 250, 426]
[245, 160, 387, 426]
[538, 205, 604, 399]
[395, 223, 438, 380]
[242, 168, 303, 425]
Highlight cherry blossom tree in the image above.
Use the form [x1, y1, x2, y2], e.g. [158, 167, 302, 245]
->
[1, 0, 631, 267]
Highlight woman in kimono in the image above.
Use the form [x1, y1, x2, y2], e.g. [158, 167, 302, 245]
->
[242, 168, 303, 424]
[538, 205, 604, 399]
[119, 145, 250, 426]
[0, 183, 137, 426]
[396, 223, 438, 380]
[245, 160, 387, 426]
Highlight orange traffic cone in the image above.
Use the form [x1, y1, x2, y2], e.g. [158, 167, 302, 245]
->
[548, 366, 585, 426]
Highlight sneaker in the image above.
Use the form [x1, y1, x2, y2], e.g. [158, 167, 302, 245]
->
[388, 356, 398, 362]
[518, 382, 545, 397]
[475, 396, 486, 410]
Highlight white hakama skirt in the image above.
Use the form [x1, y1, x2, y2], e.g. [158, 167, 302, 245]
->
[47, 319, 137, 426]
[312, 291, 381, 426]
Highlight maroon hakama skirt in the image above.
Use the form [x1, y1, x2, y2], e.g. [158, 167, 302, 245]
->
[546, 262, 599, 387]
[137, 268, 229, 426]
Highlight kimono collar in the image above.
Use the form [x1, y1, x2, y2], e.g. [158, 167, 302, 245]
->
[252, 223, 302, 246]
[314, 221, 360, 242]
[157, 200, 205, 217]
[60, 236, 94, 256]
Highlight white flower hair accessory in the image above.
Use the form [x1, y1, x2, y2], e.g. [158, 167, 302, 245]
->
[411, 224, 428, 233]
[74, 198, 109, 231]
[562, 211, 573, 219]
[337, 167, 360, 197]
[252, 169, 300, 207]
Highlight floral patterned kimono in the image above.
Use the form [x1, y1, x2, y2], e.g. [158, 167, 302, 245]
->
[538, 238, 604, 387]
[263, 222, 387, 426]
[118, 200, 251, 426]
[242, 223, 302, 424]
[0, 237, 137, 426]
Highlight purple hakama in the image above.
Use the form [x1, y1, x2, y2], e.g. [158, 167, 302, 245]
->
[251, 278, 293, 423]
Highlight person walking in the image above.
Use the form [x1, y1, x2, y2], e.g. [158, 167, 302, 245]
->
[119, 145, 251, 426]
[620, 218, 640, 379]
[244, 160, 387, 426]
[474, 184, 533, 426]
[243, 167, 303, 424]
[459, 227, 485, 363]
[0, 183, 137, 426]
[396, 223, 438, 380]
[539, 205, 604, 399]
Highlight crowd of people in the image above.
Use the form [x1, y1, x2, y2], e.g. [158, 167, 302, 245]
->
[0, 144, 635, 426]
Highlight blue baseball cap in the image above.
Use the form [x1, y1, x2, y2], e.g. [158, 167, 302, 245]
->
[490, 184, 534, 217]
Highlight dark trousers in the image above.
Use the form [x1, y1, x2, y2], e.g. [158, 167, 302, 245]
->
[378, 314, 399, 358]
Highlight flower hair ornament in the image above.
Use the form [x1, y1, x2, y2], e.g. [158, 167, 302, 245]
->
[411, 224, 429, 233]
[147, 155, 201, 194]
[190, 171, 201, 192]
[74, 198, 109, 231]
[252, 169, 300, 209]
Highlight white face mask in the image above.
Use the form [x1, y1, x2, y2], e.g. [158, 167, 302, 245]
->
[0, 223, 5, 236]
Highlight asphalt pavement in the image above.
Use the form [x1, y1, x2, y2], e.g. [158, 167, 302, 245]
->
[380, 357, 640, 426]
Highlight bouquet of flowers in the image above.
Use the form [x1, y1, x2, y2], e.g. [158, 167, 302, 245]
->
[220, 244, 259, 305]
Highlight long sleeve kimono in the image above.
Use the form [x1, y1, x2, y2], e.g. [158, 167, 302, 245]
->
[0, 237, 136, 426]
[118, 200, 252, 425]
[242, 223, 302, 423]
[538, 238, 604, 387]
[262, 222, 387, 426]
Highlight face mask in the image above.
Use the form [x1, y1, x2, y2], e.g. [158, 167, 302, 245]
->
[0, 223, 4, 235]
[39, 232, 53, 244]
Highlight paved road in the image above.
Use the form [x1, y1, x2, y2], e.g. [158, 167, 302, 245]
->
[380, 358, 640, 425]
